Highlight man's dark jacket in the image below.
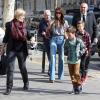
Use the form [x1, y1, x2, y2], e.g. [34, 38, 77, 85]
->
[72, 11, 97, 42]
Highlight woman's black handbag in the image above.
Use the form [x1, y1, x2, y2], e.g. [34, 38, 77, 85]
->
[0, 54, 7, 75]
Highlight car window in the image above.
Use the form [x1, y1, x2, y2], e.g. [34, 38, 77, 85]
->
[32, 17, 41, 22]
[64, 15, 73, 25]
[26, 16, 42, 30]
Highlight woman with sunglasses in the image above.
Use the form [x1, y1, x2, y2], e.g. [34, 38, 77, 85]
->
[49, 7, 69, 83]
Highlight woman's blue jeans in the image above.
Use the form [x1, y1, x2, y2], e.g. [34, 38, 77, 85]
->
[50, 36, 64, 80]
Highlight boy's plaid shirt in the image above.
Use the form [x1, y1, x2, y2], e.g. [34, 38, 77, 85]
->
[77, 31, 91, 52]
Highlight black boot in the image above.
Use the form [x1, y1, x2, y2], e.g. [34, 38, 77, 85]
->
[23, 82, 29, 90]
[4, 88, 12, 95]
[48, 70, 50, 76]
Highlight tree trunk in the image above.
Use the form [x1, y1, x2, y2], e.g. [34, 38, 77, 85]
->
[54, 0, 57, 9]
[3, 0, 15, 28]
[34, 0, 36, 14]
[45, 0, 48, 9]
[45, 0, 51, 9]
[49, 0, 51, 9]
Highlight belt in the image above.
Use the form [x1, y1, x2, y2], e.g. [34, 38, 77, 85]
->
[52, 34, 64, 37]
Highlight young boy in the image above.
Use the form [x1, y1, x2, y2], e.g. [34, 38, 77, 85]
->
[65, 26, 85, 94]
[77, 21, 91, 84]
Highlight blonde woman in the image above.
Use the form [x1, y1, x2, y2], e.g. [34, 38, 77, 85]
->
[2, 8, 33, 95]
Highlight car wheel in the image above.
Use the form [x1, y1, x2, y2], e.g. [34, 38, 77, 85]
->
[98, 52, 100, 57]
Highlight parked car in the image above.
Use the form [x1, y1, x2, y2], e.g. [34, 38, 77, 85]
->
[96, 17, 100, 56]
[90, 17, 100, 56]
[92, 7, 100, 20]
[66, 7, 100, 22]
[26, 15, 42, 50]
[28, 30, 38, 50]
[64, 15, 73, 25]
[64, 15, 73, 55]
[31, 16, 42, 29]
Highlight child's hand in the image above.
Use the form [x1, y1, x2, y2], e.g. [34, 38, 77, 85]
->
[64, 32, 68, 39]
[42, 32, 46, 35]
[93, 38, 98, 44]
[85, 49, 91, 56]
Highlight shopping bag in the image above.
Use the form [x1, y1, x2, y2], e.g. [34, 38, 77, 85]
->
[0, 54, 7, 75]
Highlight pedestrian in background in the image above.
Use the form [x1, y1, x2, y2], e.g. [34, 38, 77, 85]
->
[72, 2, 97, 43]
[1, 8, 34, 95]
[38, 10, 52, 75]
[65, 26, 85, 94]
[77, 21, 91, 83]
[49, 7, 69, 83]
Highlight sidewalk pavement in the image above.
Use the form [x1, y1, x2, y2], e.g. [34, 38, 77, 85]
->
[0, 50, 100, 100]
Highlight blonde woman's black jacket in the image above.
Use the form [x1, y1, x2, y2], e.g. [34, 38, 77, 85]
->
[3, 21, 32, 56]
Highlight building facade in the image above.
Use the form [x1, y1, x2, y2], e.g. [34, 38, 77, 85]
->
[15, 0, 100, 16]
[0, 0, 100, 17]
[0, 0, 3, 18]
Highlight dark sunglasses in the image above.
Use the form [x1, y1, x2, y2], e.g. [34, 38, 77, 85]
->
[56, 12, 61, 14]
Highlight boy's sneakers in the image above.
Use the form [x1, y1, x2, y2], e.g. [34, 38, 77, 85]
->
[74, 85, 82, 94]
[68, 85, 82, 94]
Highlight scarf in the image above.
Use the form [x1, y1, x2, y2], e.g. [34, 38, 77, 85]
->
[45, 20, 51, 39]
[11, 18, 27, 41]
